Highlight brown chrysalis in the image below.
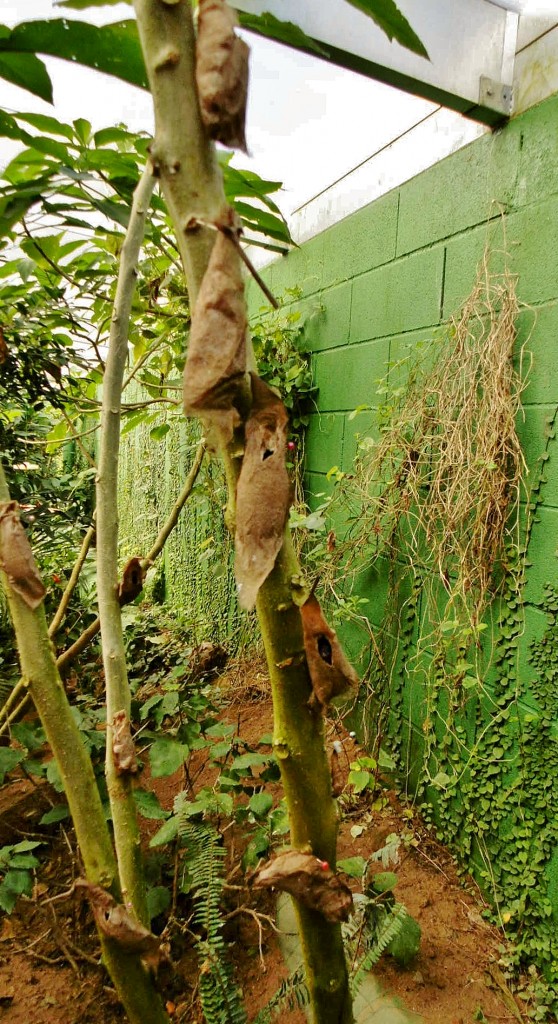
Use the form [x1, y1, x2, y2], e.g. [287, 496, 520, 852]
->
[183, 228, 246, 444]
[253, 850, 353, 923]
[196, 0, 249, 152]
[235, 374, 291, 609]
[112, 710, 139, 776]
[0, 501, 46, 609]
[75, 880, 160, 966]
[300, 593, 359, 713]
[117, 557, 144, 606]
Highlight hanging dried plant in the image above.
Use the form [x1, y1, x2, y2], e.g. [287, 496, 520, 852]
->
[253, 850, 353, 923]
[301, 593, 359, 713]
[75, 880, 160, 966]
[0, 501, 46, 609]
[183, 228, 246, 444]
[235, 374, 291, 609]
[196, 0, 249, 152]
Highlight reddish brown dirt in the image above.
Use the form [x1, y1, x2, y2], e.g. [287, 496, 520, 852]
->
[0, 678, 522, 1024]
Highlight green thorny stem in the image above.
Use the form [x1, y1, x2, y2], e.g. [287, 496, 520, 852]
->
[95, 165, 156, 927]
[0, 465, 169, 1024]
[132, 1, 352, 1021]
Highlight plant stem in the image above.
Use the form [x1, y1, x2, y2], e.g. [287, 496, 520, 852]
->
[96, 165, 155, 925]
[49, 524, 96, 638]
[0, 465, 169, 1024]
[132, 3, 352, 1020]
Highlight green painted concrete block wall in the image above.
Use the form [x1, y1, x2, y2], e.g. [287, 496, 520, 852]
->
[250, 92, 558, 933]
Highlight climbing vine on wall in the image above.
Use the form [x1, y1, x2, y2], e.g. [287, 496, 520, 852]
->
[322, 254, 558, 1013]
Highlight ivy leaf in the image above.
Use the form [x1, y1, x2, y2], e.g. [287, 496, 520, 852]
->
[371, 870, 398, 893]
[0, 51, 53, 102]
[338, 856, 366, 879]
[343, 0, 429, 59]
[146, 885, 170, 923]
[133, 788, 170, 820]
[0, 20, 148, 90]
[248, 792, 273, 818]
[149, 737, 189, 778]
[40, 804, 71, 825]
[0, 748, 24, 784]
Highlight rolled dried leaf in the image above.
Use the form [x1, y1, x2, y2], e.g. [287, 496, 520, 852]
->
[183, 229, 246, 444]
[76, 880, 160, 965]
[301, 594, 359, 713]
[330, 741, 344, 798]
[196, 0, 249, 152]
[253, 850, 353, 923]
[112, 710, 139, 776]
[0, 501, 46, 609]
[235, 374, 291, 609]
[117, 556, 144, 606]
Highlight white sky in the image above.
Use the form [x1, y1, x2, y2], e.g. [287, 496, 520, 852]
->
[1, 1, 557, 216]
[0, 0, 436, 216]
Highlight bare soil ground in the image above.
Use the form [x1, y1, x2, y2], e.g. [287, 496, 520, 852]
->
[0, 672, 524, 1024]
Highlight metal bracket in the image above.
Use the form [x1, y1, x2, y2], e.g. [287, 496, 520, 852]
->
[479, 76, 513, 116]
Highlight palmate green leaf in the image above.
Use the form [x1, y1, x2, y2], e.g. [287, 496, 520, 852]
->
[342, 0, 428, 59]
[0, 20, 148, 90]
[238, 12, 328, 57]
[0, 51, 53, 102]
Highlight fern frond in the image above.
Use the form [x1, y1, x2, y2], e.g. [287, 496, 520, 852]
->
[178, 818, 247, 1024]
[253, 966, 310, 1024]
[350, 902, 408, 996]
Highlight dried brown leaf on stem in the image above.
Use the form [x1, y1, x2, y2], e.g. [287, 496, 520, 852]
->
[112, 710, 139, 776]
[301, 593, 359, 713]
[254, 851, 353, 923]
[183, 228, 246, 444]
[235, 374, 291, 609]
[75, 880, 160, 966]
[117, 557, 145, 606]
[0, 501, 46, 609]
[196, 0, 249, 152]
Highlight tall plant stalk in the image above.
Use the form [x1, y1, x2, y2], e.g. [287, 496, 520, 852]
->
[132, 2, 352, 1020]
[0, 464, 169, 1024]
[96, 165, 155, 925]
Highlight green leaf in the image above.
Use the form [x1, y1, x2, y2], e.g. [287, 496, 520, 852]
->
[348, 769, 371, 793]
[40, 805, 70, 825]
[0, 52, 53, 102]
[1, 869, 34, 899]
[149, 815, 180, 848]
[149, 737, 189, 778]
[238, 12, 328, 58]
[249, 792, 273, 818]
[46, 758, 65, 792]
[133, 788, 170, 820]
[371, 870, 398, 893]
[0, 20, 148, 90]
[230, 752, 270, 773]
[150, 423, 170, 442]
[14, 111, 76, 140]
[0, 747, 24, 783]
[338, 856, 366, 879]
[146, 884, 170, 923]
[387, 912, 421, 965]
[342, 0, 428, 58]
[56, 0, 132, 8]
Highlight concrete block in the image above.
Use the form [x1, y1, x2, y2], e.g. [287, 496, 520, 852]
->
[351, 248, 444, 343]
[314, 338, 389, 411]
[321, 190, 399, 288]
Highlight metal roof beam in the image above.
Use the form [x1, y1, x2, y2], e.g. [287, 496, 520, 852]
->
[234, 0, 518, 126]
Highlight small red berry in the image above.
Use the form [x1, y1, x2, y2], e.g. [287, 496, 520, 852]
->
[52, 574, 61, 584]
[317, 859, 329, 871]
[287, 441, 296, 451]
